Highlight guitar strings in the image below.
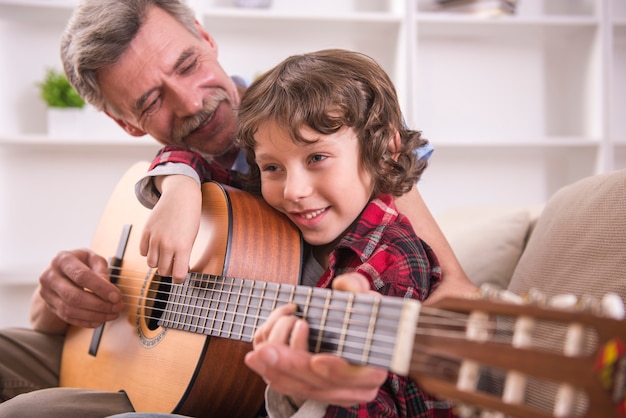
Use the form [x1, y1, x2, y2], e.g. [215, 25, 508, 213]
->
[107, 269, 487, 327]
[103, 269, 505, 347]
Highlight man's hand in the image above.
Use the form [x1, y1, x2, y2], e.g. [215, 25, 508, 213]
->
[244, 273, 388, 408]
[31, 249, 124, 334]
[140, 174, 201, 283]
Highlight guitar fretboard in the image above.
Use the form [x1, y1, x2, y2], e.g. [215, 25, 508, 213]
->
[159, 272, 421, 374]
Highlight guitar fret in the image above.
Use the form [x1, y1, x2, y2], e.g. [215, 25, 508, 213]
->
[198, 274, 211, 334]
[287, 284, 296, 304]
[208, 274, 220, 335]
[221, 277, 234, 338]
[230, 277, 245, 338]
[337, 293, 354, 357]
[190, 272, 203, 333]
[361, 296, 380, 365]
[229, 280, 240, 338]
[216, 277, 227, 336]
[235, 279, 254, 341]
[181, 280, 192, 331]
[185, 273, 195, 332]
[302, 286, 314, 321]
[243, 280, 264, 342]
[314, 291, 332, 354]
[178, 281, 189, 328]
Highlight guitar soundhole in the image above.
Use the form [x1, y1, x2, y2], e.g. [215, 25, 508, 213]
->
[145, 275, 172, 331]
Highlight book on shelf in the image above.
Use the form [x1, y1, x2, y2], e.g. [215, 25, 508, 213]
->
[424, 0, 517, 17]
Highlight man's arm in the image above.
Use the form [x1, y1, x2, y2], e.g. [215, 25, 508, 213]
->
[394, 185, 477, 304]
[30, 249, 124, 335]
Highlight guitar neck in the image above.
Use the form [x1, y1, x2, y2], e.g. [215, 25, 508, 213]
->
[158, 272, 421, 375]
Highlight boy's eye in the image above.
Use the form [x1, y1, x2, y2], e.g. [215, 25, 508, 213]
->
[310, 154, 327, 163]
[261, 164, 279, 172]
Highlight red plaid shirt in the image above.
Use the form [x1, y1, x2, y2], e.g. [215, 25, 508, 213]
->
[148, 146, 243, 188]
[316, 194, 455, 418]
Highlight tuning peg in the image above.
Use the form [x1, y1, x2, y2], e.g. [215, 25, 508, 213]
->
[601, 292, 625, 320]
[547, 293, 579, 309]
[478, 283, 523, 304]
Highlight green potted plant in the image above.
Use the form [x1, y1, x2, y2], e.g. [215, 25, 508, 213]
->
[37, 68, 86, 138]
[38, 68, 85, 108]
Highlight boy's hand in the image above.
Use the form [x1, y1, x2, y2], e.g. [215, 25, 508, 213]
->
[140, 175, 202, 283]
[244, 273, 387, 407]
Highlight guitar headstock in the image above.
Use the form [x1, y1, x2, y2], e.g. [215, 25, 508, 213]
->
[410, 286, 626, 418]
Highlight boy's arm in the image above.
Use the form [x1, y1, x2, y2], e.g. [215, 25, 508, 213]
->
[394, 184, 477, 304]
[136, 146, 210, 209]
[136, 147, 211, 282]
[139, 174, 201, 282]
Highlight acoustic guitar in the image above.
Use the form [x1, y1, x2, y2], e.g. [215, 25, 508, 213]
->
[60, 162, 626, 418]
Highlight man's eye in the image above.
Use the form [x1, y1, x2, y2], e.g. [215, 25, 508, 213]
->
[180, 59, 198, 75]
[141, 96, 162, 116]
[261, 164, 279, 173]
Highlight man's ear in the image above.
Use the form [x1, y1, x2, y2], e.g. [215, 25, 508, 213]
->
[387, 130, 401, 161]
[104, 110, 146, 137]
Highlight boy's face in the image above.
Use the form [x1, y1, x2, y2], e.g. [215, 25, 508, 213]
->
[254, 120, 374, 250]
[98, 6, 240, 157]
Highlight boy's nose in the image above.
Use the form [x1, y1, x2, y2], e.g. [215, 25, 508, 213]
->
[283, 171, 313, 203]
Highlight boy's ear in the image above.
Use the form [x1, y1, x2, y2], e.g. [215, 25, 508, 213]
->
[386, 130, 401, 161]
[104, 110, 147, 137]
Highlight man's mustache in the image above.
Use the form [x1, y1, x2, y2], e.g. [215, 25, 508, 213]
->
[173, 89, 230, 144]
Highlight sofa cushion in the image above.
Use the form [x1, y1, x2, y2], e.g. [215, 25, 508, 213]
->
[503, 169, 626, 414]
[437, 207, 533, 290]
[508, 168, 626, 301]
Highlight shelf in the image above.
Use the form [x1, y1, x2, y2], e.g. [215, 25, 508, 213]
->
[0, 0, 76, 7]
[0, 0, 75, 22]
[416, 14, 598, 41]
[202, 10, 402, 39]
[432, 137, 600, 149]
[0, 134, 162, 148]
[203, 8, 402, 22]
[416, 14, 598, 26]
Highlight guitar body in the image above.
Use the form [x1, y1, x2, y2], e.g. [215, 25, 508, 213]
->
[60, 162, 303, 416]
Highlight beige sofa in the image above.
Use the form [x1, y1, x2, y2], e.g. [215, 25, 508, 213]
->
[438, 168, 626, 301]
[436, 168, 626, 416]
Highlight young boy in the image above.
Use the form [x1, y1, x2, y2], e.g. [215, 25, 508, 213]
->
[236, 49, 455, 417]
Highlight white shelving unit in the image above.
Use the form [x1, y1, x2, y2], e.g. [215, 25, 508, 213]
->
[0, 0, 623, 327]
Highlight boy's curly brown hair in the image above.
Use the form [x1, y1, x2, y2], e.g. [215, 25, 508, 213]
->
[237, 48, 428, 197]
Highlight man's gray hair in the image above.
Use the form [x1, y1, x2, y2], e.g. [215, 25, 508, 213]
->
[60, 0, 199, 115]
